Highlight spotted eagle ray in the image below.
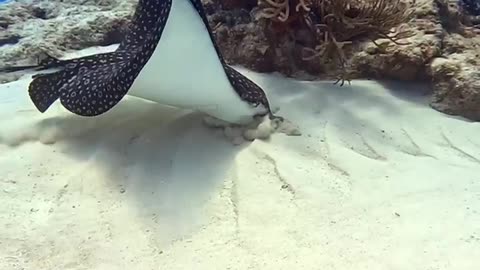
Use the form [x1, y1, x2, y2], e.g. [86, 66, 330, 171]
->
[0, 0, 282, 125]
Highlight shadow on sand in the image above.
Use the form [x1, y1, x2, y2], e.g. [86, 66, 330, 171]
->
[16, 98, 249, 228]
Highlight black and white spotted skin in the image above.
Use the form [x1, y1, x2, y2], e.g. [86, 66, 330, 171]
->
[0, 0, 278, 124]
[188, 0, 271, 107]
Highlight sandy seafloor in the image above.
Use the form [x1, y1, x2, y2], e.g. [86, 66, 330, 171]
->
[0, 45, 480, 270]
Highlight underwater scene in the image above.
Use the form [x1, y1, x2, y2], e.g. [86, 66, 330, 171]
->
[0, 0, 479, 269]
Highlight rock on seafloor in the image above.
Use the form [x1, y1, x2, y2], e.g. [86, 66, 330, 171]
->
[0, 0, 135, 82]
[426, 0, 480, 121]
[0, 0, 479, 121]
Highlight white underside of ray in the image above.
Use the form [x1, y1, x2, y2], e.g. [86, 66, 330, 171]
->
[127, 0, 267, 125]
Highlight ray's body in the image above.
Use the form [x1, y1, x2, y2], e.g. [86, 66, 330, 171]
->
[128, 0, 267, 124]
[0, 0, 279, 125]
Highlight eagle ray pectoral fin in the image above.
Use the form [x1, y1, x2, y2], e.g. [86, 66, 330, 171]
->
[222, 65, 281, 120]
[58, 61, 136, 117]
[28, 70, 76, 113]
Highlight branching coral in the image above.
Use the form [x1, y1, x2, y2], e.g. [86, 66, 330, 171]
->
[256, 0, 415, 85]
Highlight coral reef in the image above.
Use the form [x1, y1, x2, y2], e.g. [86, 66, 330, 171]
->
[210, 0, 420, 81]
[255, 0, 415, 83]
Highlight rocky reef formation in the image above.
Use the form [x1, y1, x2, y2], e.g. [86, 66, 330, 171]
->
[0, 0, 136, 82]
[0, 0, 479, 120]
[427, 0, 480, 121]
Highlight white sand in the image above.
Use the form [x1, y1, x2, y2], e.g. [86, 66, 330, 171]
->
[1, 46, 480, 270]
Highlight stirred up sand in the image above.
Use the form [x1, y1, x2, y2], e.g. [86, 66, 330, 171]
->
[0, 46, 479, 269]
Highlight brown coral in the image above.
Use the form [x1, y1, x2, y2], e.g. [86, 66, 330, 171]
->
[256, 0, 416, 84]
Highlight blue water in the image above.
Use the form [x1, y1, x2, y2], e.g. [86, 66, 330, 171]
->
[0, 0, 10, 4]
